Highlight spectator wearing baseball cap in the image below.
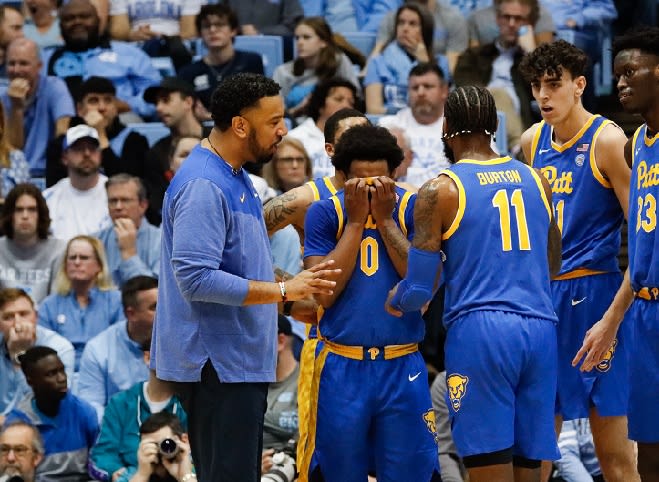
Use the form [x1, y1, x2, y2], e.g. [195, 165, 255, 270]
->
[142, 77, 210, 226]
[42, 124, 112, 239]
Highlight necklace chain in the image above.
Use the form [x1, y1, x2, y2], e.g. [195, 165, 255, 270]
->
[207, 137, 240, 175]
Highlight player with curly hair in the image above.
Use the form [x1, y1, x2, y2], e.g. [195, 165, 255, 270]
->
[520, 40, 639, 482]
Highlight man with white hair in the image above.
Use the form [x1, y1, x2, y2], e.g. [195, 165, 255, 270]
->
[0, 420, 44, 482]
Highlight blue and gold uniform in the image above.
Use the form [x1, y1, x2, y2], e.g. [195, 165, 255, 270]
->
[627, 125, 659, 442]
[530, 115, 630, 420]
[301, 186, 439, 481]
[441, 156, 560, 461]
[296, 176, 338, 477]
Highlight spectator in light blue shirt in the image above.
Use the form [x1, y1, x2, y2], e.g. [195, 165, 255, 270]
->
[1, 38, 74, 176]
[95, 175, 160, 288]
[0, 287, 74, 418]
[42, 0, 161, 119]
[38, 235, 123, 371]
[77, 276, 157, 422]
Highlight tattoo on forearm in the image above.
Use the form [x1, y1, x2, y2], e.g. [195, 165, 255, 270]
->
[413, 181, 441, 251]
[264, 192, 299, 231]
[379, 223, 409, 260]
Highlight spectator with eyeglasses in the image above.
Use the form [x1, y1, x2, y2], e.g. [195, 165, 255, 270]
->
[94, 175, 160, 288]
[38, 235, 123, 373]
[0, 420, 44, 482]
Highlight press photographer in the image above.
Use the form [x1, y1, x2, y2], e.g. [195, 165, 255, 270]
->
[261, 316, 300, 482]
[129, 412, 196, 482]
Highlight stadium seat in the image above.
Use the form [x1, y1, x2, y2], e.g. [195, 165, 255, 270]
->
[151, 57, 176, 77]
[496, 111, 508, 155]
[342, 32, 377, 58]
[126, 122, 170, 147]
[195, 35, 284, 78]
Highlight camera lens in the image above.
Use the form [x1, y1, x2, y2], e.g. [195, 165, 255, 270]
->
[159, 438, 179, 459]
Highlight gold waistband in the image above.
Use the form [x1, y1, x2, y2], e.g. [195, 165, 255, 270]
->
[322, 339, 418, 361]
[553, 268, 608, 281]
[635, 287, 659, 301]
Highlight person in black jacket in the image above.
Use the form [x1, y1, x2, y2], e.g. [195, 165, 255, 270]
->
[45, 76, 150, 188]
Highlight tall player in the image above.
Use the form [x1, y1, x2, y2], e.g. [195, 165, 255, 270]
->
[302, 125, 440, 481]
[574, 26, 659, 481]
[387, 85, 562, 482]
[519, 40, 639, 482]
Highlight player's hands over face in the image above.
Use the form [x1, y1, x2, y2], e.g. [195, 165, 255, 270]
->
[572, 316, 619, 372]
[7, 78, 30, 107]
[368, 176, 396, 225]
[285, 260, 341, 300]
[344, 178, 370, 225]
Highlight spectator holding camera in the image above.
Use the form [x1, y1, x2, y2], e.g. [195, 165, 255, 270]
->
[129, 412, 194, 482]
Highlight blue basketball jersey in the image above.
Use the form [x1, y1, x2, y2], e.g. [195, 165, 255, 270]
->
[441, 157, 557, 327]
[530, 115, 623, 275]
[628, 125, 659, 293]
[306, 176, 338, 201]
[304, 186, 424, 346]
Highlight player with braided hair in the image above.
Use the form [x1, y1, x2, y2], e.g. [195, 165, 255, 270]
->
[387, 85, 562, 482]
[520, 40, 639, 482]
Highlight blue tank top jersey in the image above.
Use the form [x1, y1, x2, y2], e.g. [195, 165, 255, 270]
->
[306, 176, 338, 201]
[530, 115, 623, 275]
[304, 176, 338, 338]
[441, 157, 557, 327]
[304, 186, 423, 346]
[628, 125, 659, 294]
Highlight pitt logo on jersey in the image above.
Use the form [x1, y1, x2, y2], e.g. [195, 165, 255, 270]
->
[596, 339, 618, 372]
[422, 409, 439, 445]
[540, 166, 574, 194]
[447, 373, 469, 412]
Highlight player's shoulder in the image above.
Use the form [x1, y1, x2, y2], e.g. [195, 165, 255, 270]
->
[521, 121, 543, 147]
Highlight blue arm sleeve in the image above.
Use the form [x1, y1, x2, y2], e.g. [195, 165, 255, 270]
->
[389, 246, 442, 312]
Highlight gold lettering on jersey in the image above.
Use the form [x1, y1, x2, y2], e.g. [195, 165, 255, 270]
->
[636, 160, 659, 190]
[476, 170, 522, 185]
[540, 166, 573, 194]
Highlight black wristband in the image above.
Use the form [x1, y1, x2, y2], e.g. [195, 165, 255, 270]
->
[283, 301, 294, 316]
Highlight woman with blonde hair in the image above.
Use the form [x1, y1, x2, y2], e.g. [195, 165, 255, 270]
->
[38, 235, 123, 370]
[273, 16, 361, 117]
[262, 138, 313, 193]
[0, 100, 30, 200]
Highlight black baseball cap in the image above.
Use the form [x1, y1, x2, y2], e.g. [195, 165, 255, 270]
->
[143, 77, 196, 104]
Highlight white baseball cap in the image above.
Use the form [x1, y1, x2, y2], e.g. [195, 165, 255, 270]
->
[63, 124, 100, 150]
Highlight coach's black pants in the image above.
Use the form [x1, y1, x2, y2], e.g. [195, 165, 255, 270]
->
[176, 361, 269, 482]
